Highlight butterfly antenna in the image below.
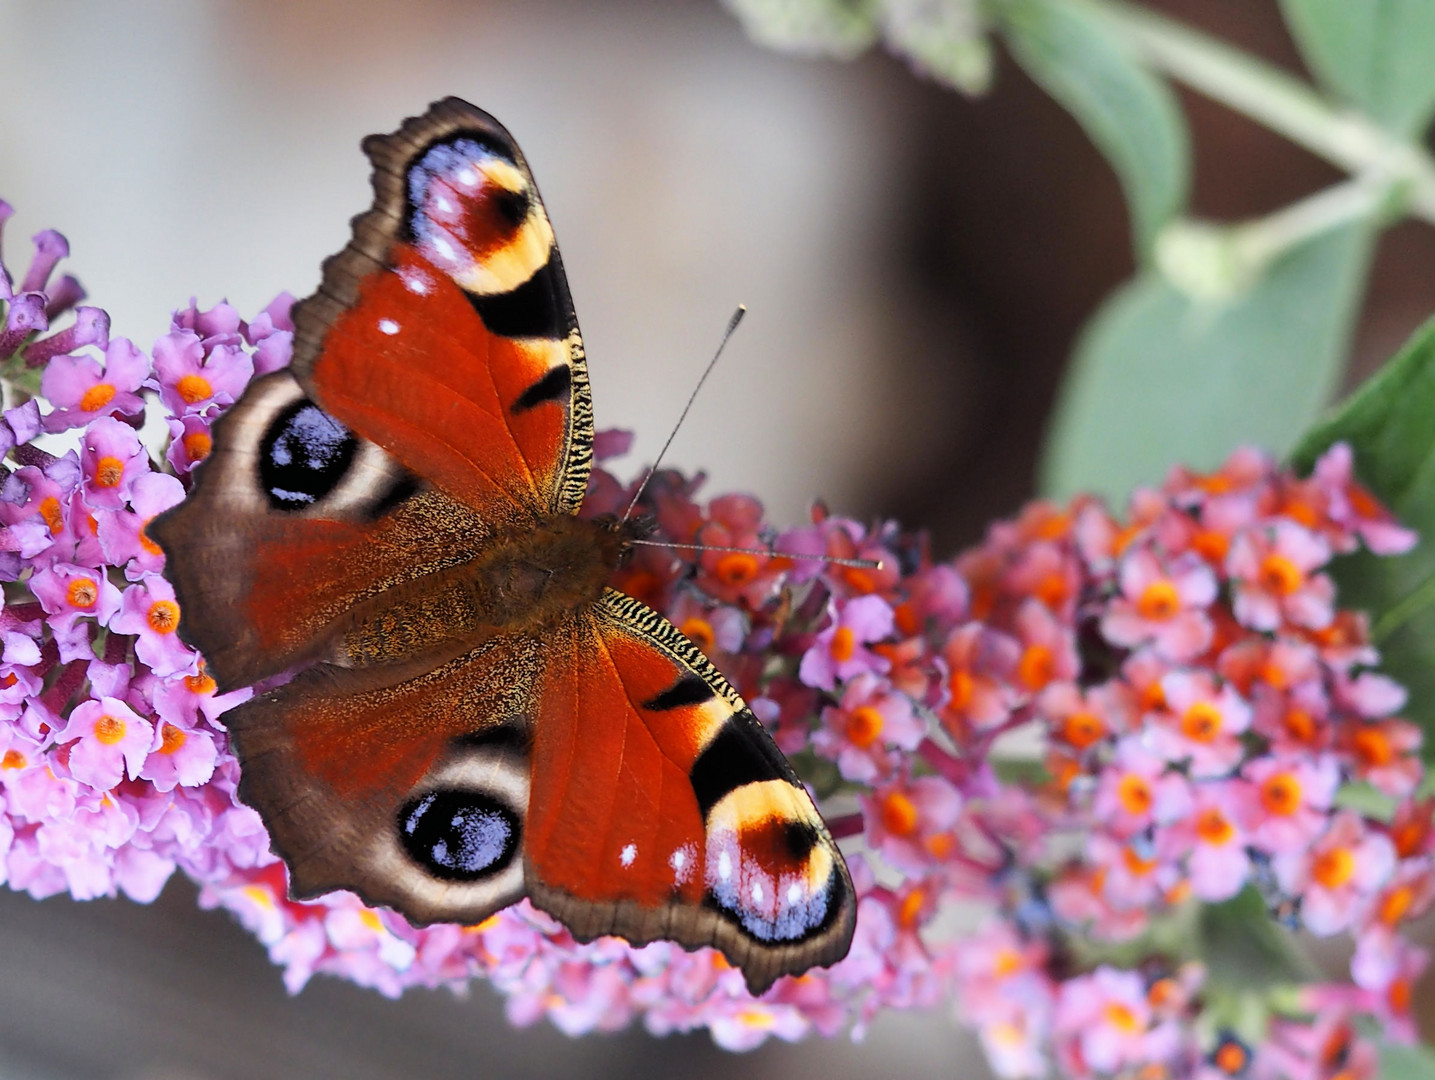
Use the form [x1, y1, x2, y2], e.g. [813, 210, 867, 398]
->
[630, 538, 882, 571]
[621, 305, 746, 525]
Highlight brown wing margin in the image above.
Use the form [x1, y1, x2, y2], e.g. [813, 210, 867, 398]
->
[525, 590, 856, 995]
[288, 97, 594, 518]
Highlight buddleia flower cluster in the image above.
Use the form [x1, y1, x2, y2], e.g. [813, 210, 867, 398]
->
[0, 202, 1431, 1074]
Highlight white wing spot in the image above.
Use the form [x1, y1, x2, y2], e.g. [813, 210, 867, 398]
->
[620, 843, 636, 868]
[433, 235, 458, 261]
[717, 850, 732, 881]
[378, 319, 400, 336]
[456, 167, 478, 187]
[670, 849, 686, 870]
[401, 272, 431, 296]
[751, 881, 764, 904]
[787, 882, 803, 904]
[436, 195, 454, 213]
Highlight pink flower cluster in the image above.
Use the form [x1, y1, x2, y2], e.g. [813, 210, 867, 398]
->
[1, 202, 1431, 1072]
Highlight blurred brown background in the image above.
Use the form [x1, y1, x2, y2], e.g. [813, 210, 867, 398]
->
[1, 0, 1432, 1076]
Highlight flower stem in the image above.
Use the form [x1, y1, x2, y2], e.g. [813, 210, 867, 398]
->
[1068, 0, 1435, 223]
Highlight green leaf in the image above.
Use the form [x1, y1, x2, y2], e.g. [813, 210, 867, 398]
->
[1292, 316, 1435, 759]
[1042, 222, 1373, 502]
[1279, 0, 1435, 136]
[1379, 1039, 1435, 1080]
[1000, 0, 1189, 259]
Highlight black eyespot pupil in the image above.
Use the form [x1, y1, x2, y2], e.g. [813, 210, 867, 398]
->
[258, 400, 356, 510]
[398, 789, 520, 881]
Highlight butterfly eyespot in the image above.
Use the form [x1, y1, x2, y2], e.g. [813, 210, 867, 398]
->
[258, 399, 357, 511]
[398, 788, 522, 882]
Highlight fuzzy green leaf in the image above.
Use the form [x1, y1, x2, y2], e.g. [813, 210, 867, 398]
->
[1042, 222, 1373, 502]
[1279, 0, 1435, 136]
[1001, 0, 1189, 259]
[1292, 316, 1435, 759]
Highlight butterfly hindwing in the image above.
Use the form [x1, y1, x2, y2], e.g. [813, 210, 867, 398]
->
[525, 590, 857, 995]
[149, 370, 489, 691]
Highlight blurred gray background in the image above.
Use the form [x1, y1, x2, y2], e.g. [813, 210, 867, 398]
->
[2, 1, 1434, 1076]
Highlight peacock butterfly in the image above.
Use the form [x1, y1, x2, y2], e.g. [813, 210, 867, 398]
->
[150, 97, 856, 994]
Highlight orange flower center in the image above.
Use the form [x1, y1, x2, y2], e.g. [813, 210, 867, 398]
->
[1117, 773, 1154, 816]
[1060, 710, 1106, 749]
[948, 668, 974, 710]
[1349, 486, 1382, 518]
[840, 566, 877, 595]
[1260, 772, 1302, 816]
[993, 947, 1024, 978]
[176, 373, 214, 404]
[1389, 976, 1412, 1014]
[1104, 1002, 1141, 1033]
[184, 670, 218, 695]
[1136, 580, 1181, 620]
[678, 616, 715, 654]
[1379, 884, 1414, 926]
[93, 455, 125, 488]
[896, 887, 925, 929]
[138, 521, 163, 556]
[892, 602, 920, 638]
[1214, 1041, 1250, 1075]
[1017, 644, 1056, 691]
[829, 626, 856, 663]
[924, 831, 955, 858]
[38, 495, 64, 535]
[1146, 977, 1177, 1010]
[66, 578, 98, 610]
[1122, 845, 1157, 876]
[1195, 807, 1234, 846]
[1352, 726, 1393, 767]
[1258, 553, 1303, 596]
[1, 749, 26, 769]
[79, 382, 117, 412]
[1191, 530, 1229, 563]
[714, 552, 760, 588]
[1283, 708, 1318, 743]
[846, 705, 884, 748]
[880, 791, 918, 836]
[1180, 702, 1223, 743]
[183, 430, 213, 461]
[0, 673, 15, 689]
[1312, 847, 1355, 889]
[147, 599, 181, 634]
[158, 723, 187, 754]
[1035, 572, 1069, 610]
[1392, 818, 1429, 858]
[1140, 681, 1167, 711]
[93, 714, 127, 745]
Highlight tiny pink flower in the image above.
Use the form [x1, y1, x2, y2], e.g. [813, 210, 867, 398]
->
[1238, 754, 1340, 854]
[939, 622, 1021, 738]
[862, 773, 961, 873]
[1150, 670, 1251, 777]
[1054, 966, 1177, 1075]
[151, 329, 253, 416]
[40, 336, 149, 432]
[1274, 811, 1395, 935]
[1101, 548, 1216, 661]
[164, 413, 215, 477]
[140, 718, 218, 791]
[110, 576, 196, 677]
[1311, 442, 1418, 556]
[56, 696, 153, 789]
[97, 471, 185, 580]
[1339, 718, 1422, 798]
[1227, 521, 1334, 631]
[812, 672, 923, 782]
[798, 595, 893, 691]
[79, 416, 148, 510]
[1092, 738, 1193, 837]
[1009, 600, 1078, 698]
[1159, 781, 1250, 902]
[28, 562, 122, 662]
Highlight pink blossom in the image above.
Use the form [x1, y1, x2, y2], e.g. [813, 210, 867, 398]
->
[939, 621, 1021, 738]
[812, 672, 922, 782]
[151, 329, 253, 416]
[1160, 781, 1251, 902]
[110, 576, 197, 677]
[139, 718, 218, 791]
[1101, 548, 1216, 661]
[1092, 739, 1193, 837]
[1053, 966, 1179, 1075]
[97, 471, 186, 580]
[1238, 754, 1340, 854]
[862, 773, 962, 872]
[55, 696, 153, 788]
[79, 416, 148, 510]
[1227, 521, 1334, 631]
[40, 337, 148, 432]
[1311, 442, 1418, 555]
[798, 595, 894, 690]
[1149, 670, 1251, 777]
[1274, 811, 1395, 935]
